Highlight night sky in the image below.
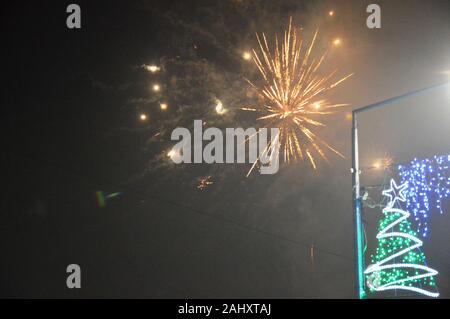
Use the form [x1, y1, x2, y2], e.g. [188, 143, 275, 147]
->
[1, 0, 449, 298]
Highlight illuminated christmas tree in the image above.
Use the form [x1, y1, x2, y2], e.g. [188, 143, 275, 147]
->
[365, 179, 439, 298]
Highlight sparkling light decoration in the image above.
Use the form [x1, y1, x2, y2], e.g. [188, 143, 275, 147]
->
[382, 179, 408, 208]
[365, 178, 439, 298]
[398, 154, 450, 237]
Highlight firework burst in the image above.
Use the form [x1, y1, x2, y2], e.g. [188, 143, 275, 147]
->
[245, 18, 353, 169]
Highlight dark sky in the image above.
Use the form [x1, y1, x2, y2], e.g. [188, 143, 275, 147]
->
[1, 0, 449, 298]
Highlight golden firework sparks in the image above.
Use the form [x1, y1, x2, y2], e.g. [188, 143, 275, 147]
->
[245, 18, 353, 169]
[345, 112, 352, 121]
[332, 38, 342, 46]
[242, 51, 252, 60]
[215, 99, 227, 115]
[144, 64, 161, 73]
[197, 176, 214, 190]
[167, 148, 182, 163]
[373, 153, 394, 171]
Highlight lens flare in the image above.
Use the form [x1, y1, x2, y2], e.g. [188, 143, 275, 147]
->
[245, 18, 352, 168]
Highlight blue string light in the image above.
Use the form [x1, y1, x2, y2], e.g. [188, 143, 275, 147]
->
[398, 154, 450, 238]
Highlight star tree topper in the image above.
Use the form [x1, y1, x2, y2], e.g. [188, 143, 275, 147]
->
[382, 179, 408, 208]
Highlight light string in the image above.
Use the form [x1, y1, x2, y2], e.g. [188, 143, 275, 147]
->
[398, 154, 450, 237]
